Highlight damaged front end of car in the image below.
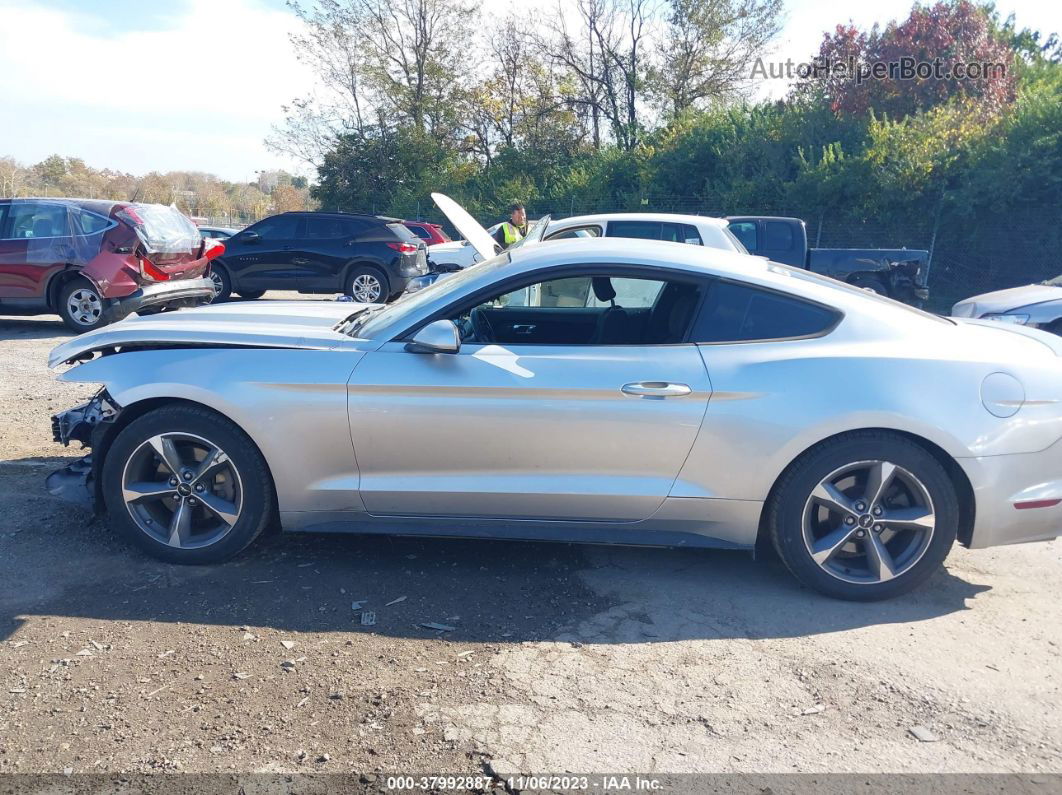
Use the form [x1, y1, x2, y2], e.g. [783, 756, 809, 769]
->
[47, 390, 122, 511]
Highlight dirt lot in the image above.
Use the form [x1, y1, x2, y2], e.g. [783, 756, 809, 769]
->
[1, 298, 1061, 780]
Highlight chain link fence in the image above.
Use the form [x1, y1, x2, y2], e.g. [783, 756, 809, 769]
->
[390, 194, 1060, 313]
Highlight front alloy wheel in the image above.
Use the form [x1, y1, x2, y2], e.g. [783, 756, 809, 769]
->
[102, 405, 274, 564]
[120, 432, 243, 550]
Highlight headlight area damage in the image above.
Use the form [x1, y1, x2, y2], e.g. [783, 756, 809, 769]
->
[47, 390, 121, 510]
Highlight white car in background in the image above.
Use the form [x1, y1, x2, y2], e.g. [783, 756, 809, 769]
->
[426, 213, 746, 273]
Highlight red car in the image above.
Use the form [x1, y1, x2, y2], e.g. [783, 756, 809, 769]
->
[402, 220, 451, 246]
[0, 198, 222, 332]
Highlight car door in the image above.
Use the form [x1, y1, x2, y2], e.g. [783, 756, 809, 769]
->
[222, 215, 303, 290]
[346, 268, 713, 523]
[0, 201, 74, 301]
[299, 216, 369, 292]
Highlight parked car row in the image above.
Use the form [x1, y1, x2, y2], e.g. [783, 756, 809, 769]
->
[3, 196, 1059, 340]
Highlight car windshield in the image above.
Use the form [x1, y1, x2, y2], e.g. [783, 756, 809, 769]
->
[346, 252, 512, 338]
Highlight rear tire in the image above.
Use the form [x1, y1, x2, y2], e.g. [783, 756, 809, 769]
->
[767, 432, 958, 601]
[236, 290, 265, 300]
[101, 405, 274, 564]
[209, 265, 232, 302]
[344, 266, 388, 304]
[57, 277, 108, 332]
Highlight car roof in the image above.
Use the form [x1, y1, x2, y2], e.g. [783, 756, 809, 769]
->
[549, 212, 729, 228]
[0, 197, 128, 215]
[277, 211, 395, 222]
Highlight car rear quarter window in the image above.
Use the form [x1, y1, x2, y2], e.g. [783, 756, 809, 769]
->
[305, 217, 360, 239]
[691, 279, 839, 343]
[75, 210, 112, 236]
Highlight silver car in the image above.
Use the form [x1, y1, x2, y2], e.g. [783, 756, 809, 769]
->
[952, 275, 1062, 334]
[46, 223, 1062, 600]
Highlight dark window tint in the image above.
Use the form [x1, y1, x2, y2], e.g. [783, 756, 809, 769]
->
[247, 215, 299, 241]
[728, 221, 757, 251]
[763, 221, 794, 250]
[607, 220, 661, 240]
[407, 224, 433, 240]
[305, 217, 357, 239]
[691, 280, 838, 343]
[4, 202, 68, 239]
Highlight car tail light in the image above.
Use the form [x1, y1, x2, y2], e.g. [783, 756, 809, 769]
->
[139, 256, 170, 282]
[387, 242, 418, 254]
[205, 241, 225, 260]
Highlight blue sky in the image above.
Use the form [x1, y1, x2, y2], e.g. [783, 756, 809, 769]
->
[1, 0, 1059, 182]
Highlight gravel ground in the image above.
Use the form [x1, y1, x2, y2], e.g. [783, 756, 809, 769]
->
[1, 297, 1061, 780]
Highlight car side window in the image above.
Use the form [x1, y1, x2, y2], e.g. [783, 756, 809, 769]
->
[606, 220, 661, 240]
[691, 279, 839, 343]
[5, 202, 69, 239]
[545, 225, 602, 241]
[305, 217, 357, 240]
[764, 221, 794, 250]
[450, 273, 701, 346]
[246, 215, 299, 241]
[74, 210, 112, 236]
[728, 221, 758, 252]
[408, 225, 433, 240]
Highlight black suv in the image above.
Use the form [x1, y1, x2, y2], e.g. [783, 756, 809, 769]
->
[209, 212, 428, 303]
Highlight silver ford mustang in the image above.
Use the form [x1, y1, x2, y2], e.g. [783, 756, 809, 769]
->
[46, 215, 1062, 600]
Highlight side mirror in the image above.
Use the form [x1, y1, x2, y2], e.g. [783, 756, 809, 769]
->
[240, 231, 260, 244]
[406, 319, 460, 354]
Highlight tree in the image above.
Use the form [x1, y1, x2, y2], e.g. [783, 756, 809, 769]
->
[807, 1, 1016, 118]
[653, 0, 783, 116]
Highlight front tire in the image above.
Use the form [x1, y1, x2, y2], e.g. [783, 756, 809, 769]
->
[57, 277, 108, 332]
[236, 289, 265, 300]
[344, 266, 388, 304]
[767, 432, 958, 600]
[101, 405, 274, 564]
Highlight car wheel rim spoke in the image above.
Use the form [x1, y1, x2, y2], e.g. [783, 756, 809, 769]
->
[68, 289, 102, 325]
[121, 432, 243, 550]
[802, 459, 935, 585]
[352, 275, 380, 302]
[122, 481, 176, 505]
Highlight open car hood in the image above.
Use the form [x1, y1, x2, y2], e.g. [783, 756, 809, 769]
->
[49, 300, 372, 368]
[431, 193, 499, 261]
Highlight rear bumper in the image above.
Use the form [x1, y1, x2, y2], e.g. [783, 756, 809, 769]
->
[960, 438, 1062, 548]
[106, 277, 214, 322]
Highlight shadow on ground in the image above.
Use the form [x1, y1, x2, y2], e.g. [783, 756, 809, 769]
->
[0, 315, 70, 341]
[0, 463, 990, 646]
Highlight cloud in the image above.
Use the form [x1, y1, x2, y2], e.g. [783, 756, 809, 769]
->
[0, 0, 314, 179]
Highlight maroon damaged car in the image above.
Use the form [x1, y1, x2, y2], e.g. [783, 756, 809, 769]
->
[0, 198, 223, 332]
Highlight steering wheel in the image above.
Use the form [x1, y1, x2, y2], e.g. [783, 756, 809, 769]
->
[470, 306, 495, 344]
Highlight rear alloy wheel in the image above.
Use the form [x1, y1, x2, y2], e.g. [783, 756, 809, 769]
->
[57, 278, 108, 332]
[208, 266, 232, 302]
[345, 266, 387, 304]
[102, 405, 274, 564]
[769, 433, 958, 600]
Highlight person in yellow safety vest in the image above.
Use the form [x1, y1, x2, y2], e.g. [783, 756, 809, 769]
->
[493, 202, 528, 249]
